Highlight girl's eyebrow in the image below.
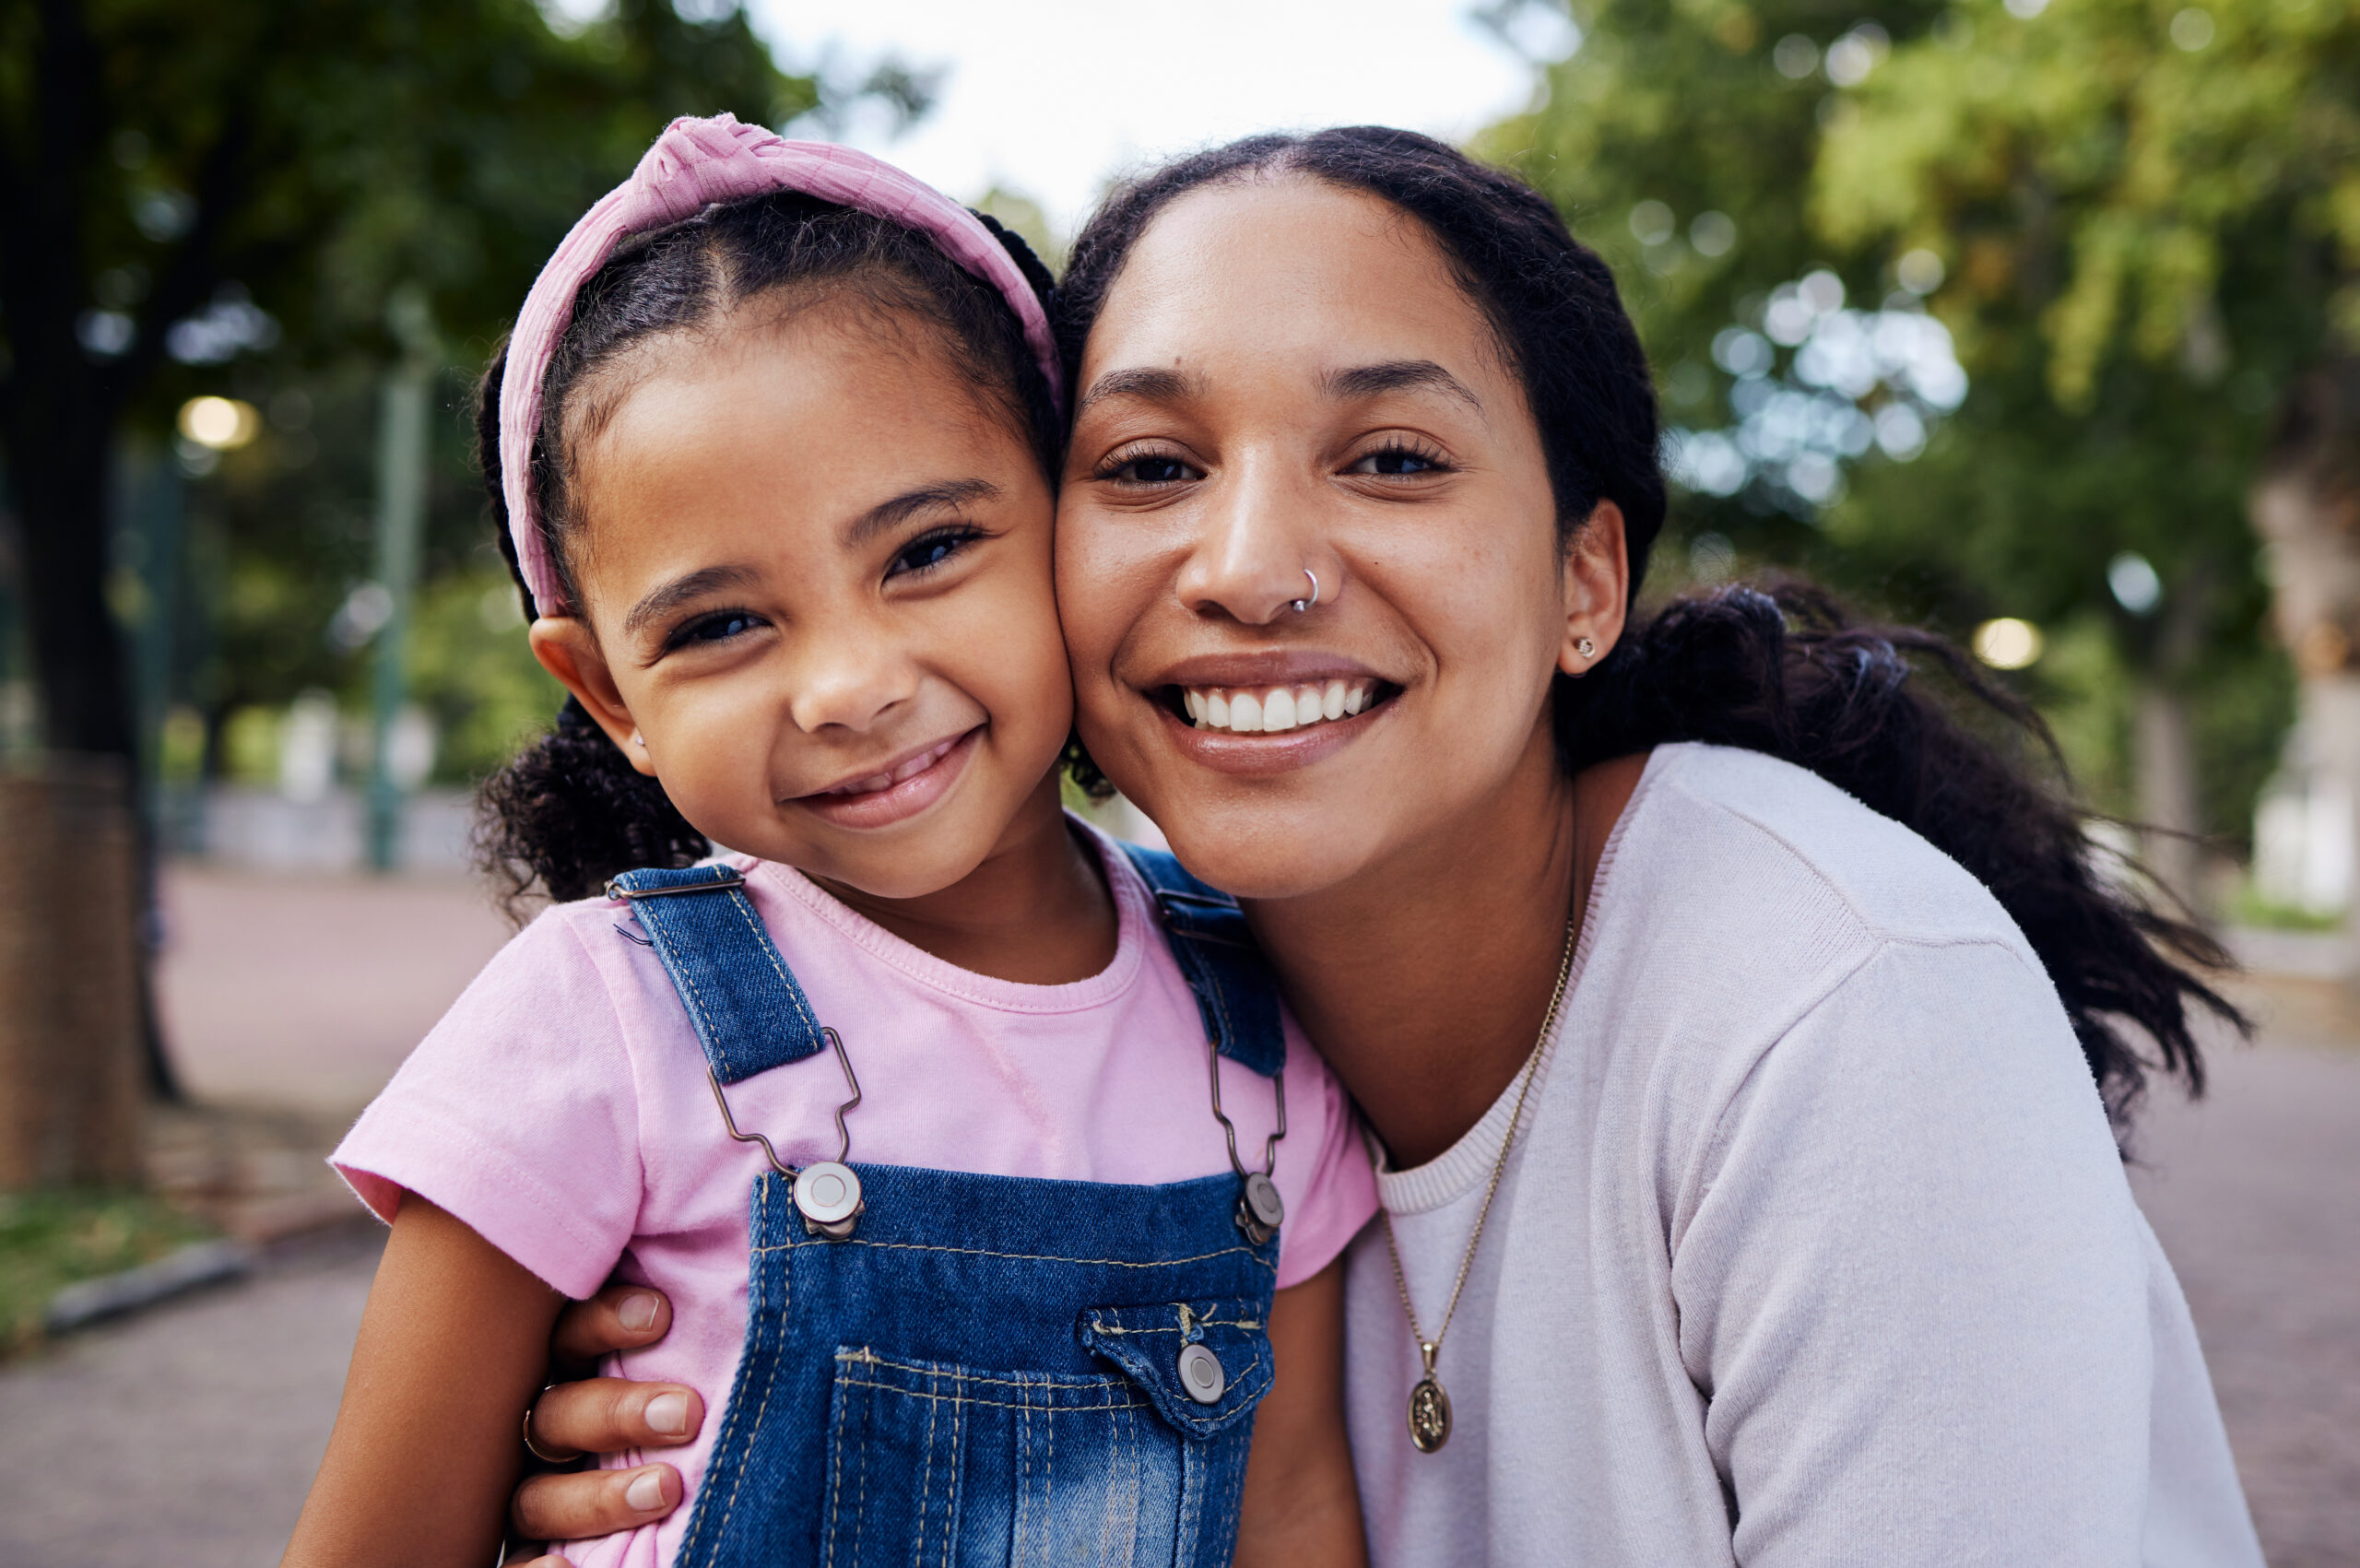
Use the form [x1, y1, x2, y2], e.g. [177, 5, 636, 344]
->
[846, 478, 1000, 545]
[623, 563, 760, 638]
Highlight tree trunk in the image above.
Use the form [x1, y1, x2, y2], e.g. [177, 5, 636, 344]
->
[0, 758, 146, 1188]
[2132, 679, 2206, 915]
[2249, 360, 2360, 957]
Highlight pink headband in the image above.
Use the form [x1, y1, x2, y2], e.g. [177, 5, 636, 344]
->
[498, 113, 1062, 614]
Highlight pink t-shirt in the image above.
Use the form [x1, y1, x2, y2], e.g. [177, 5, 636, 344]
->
[333, 822, 1375, 1568]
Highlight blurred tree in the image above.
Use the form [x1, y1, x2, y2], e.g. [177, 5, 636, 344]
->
[1481, 0, 2353, 908]
[0, 0, 873, 1129]
[1815, 0, 2355, 903]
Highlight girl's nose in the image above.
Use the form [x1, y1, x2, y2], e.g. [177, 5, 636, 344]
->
[1175, 460, 1338, 627]
[786, 621, 920, 735]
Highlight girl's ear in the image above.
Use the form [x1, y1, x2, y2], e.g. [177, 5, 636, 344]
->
[1559, 499, 1632, 678]
[528, 618, 656, 776]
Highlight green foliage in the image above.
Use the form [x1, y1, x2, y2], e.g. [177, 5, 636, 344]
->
[1479, 0, 2345, 840]
[0, 1188, 213, 1355]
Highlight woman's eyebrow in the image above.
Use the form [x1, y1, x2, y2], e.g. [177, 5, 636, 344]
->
[845, 478, 1000, 544]
[623, 563, 759, 638]
[1321, 360, 1482, 411]
[1076, 365, 1208, 418]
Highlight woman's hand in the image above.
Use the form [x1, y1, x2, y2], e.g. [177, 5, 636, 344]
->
[506, 1283, 703, 1559]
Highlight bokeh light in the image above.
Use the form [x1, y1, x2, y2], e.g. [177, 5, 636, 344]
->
[175, 395, 258, 451]
[1973, 618, 2045, 670]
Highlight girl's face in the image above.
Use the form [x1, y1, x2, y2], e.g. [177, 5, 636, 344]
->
[1056, 178, 1627, 900]
[532, 301, 1070, 901]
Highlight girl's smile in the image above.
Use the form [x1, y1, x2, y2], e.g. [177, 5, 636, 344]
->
[794, 725, 982, 830]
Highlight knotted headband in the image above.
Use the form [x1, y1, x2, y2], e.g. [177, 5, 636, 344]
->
[498, 113, 1063, 614]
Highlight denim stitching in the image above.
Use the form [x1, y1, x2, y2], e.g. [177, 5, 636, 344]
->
[829, 1378, 1153, 1413]
[914, 1358, 941, 1567]
[703, 1178, 791, 1556]
[761, 1237, 1274, 1274]
[1013, 1371, 1032, 1568]
[832, 1350, 1139, 1397]
[723, 885, 823, 1045]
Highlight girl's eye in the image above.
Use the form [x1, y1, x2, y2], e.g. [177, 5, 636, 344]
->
[1350, 444, 1447, 477]
[1102, 451, 1201, 486]
[888, 526, 984, 580]
[670, 610, 761, 649]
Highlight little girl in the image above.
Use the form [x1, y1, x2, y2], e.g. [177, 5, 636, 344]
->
[283, 116, 1375, 1568]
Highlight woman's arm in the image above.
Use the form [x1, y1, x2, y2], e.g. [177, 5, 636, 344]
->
[1235, 1260, 1368, 1568]
[284, 1196, 566, 1567]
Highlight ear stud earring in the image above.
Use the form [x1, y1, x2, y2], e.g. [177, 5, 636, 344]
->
[1575, 637, 1597, 660]
[631, 731, 647, 749]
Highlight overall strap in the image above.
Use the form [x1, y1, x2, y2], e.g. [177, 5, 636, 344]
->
[608, 865, 829, 1084]
[1118, 843, 1287, 1079]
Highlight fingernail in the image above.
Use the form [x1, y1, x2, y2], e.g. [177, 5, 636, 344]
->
[646, 1391, 690, 1436]
[624, 1468, 667, 1512]
[619, 1292, 660, 1332]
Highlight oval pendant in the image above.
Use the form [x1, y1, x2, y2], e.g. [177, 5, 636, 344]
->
[1407, 1373, 1452, 1453]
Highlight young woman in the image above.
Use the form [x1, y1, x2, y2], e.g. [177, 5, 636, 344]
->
[506, 127, 2262, 1565]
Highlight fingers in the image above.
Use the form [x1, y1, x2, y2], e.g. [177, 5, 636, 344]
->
[513, 1464, 682, 1543]
[551, 1285, 673, 1365]
[529, 1377, 704, 1459]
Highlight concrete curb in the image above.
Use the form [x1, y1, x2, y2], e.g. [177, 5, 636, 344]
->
[44, 1239, 256, 1336]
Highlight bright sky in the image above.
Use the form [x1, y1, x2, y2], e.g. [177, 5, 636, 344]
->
[741, 0, 1571, 241]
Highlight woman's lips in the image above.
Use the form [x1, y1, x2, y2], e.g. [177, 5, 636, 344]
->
[1177, 678, 1376, 735]
[794, 729, 979, 830]
[1149, 682, 1393, 776]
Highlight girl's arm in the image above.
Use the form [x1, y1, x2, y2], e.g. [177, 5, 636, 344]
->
[1235, 1260, 1368, 1568]
[284, 1195, 566, 1568]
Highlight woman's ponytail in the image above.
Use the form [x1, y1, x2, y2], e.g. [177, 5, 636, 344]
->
[1560, 582, 2241, 1126]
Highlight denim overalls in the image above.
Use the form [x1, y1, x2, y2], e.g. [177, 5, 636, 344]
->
[606, 846, 1291, 1568]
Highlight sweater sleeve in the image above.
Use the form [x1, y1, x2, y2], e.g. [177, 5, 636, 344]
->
[332, 907, 645, 1301]
[1670, 937, 2154, 1566]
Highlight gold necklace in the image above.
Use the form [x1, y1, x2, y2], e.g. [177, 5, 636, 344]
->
[1378, 906, 1578, 1455]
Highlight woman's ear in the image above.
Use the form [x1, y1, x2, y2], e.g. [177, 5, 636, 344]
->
[1559, 500, 1631, 677]
[529, 618, 656, 777]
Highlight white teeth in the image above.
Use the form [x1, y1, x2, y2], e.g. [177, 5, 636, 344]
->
[1183, 679, 1377, 734]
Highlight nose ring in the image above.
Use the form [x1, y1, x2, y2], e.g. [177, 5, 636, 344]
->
[1290, 568, 1320, 614]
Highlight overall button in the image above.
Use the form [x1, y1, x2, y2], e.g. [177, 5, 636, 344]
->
[793, 1161, 864, 1238]
[1242, 1173, 1285, 1231]
[1178, 1342, 1227, 1405]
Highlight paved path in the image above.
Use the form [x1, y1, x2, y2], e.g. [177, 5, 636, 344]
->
[1, 868, 2352, 1562]
[2130, 983, 2360, 1568]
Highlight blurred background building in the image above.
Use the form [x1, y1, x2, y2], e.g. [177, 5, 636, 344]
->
[0, 0, 2355, 1562]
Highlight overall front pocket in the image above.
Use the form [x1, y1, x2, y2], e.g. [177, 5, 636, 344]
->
[821, 1297, 1275, 1568]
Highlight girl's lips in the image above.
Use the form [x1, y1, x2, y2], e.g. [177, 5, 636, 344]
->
[794, 728, 980, 830]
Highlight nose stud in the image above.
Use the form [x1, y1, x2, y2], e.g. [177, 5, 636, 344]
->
[1290, 568, 1320, 614]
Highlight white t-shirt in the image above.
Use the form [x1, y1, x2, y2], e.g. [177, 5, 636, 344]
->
[1344, 743, 2261, 1566]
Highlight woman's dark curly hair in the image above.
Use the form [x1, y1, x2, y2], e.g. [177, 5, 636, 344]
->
[1055, 126, 2241, 1133]
[474, 193, 1063, 916]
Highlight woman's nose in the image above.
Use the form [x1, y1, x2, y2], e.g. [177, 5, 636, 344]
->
[1175, 459, 1335, 627]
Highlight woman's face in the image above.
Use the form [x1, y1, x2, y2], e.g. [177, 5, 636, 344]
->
[1056, 176, 1626, 900]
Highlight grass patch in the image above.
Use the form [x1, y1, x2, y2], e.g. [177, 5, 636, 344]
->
[0, 1190, 216, 1355]
[2228, 885, 2347, 934]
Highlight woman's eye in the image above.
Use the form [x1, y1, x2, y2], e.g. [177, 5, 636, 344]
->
[1351, 446, 1446, 477]
[1104, 453, 1200, 485]
[888, 528, 981, 580]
